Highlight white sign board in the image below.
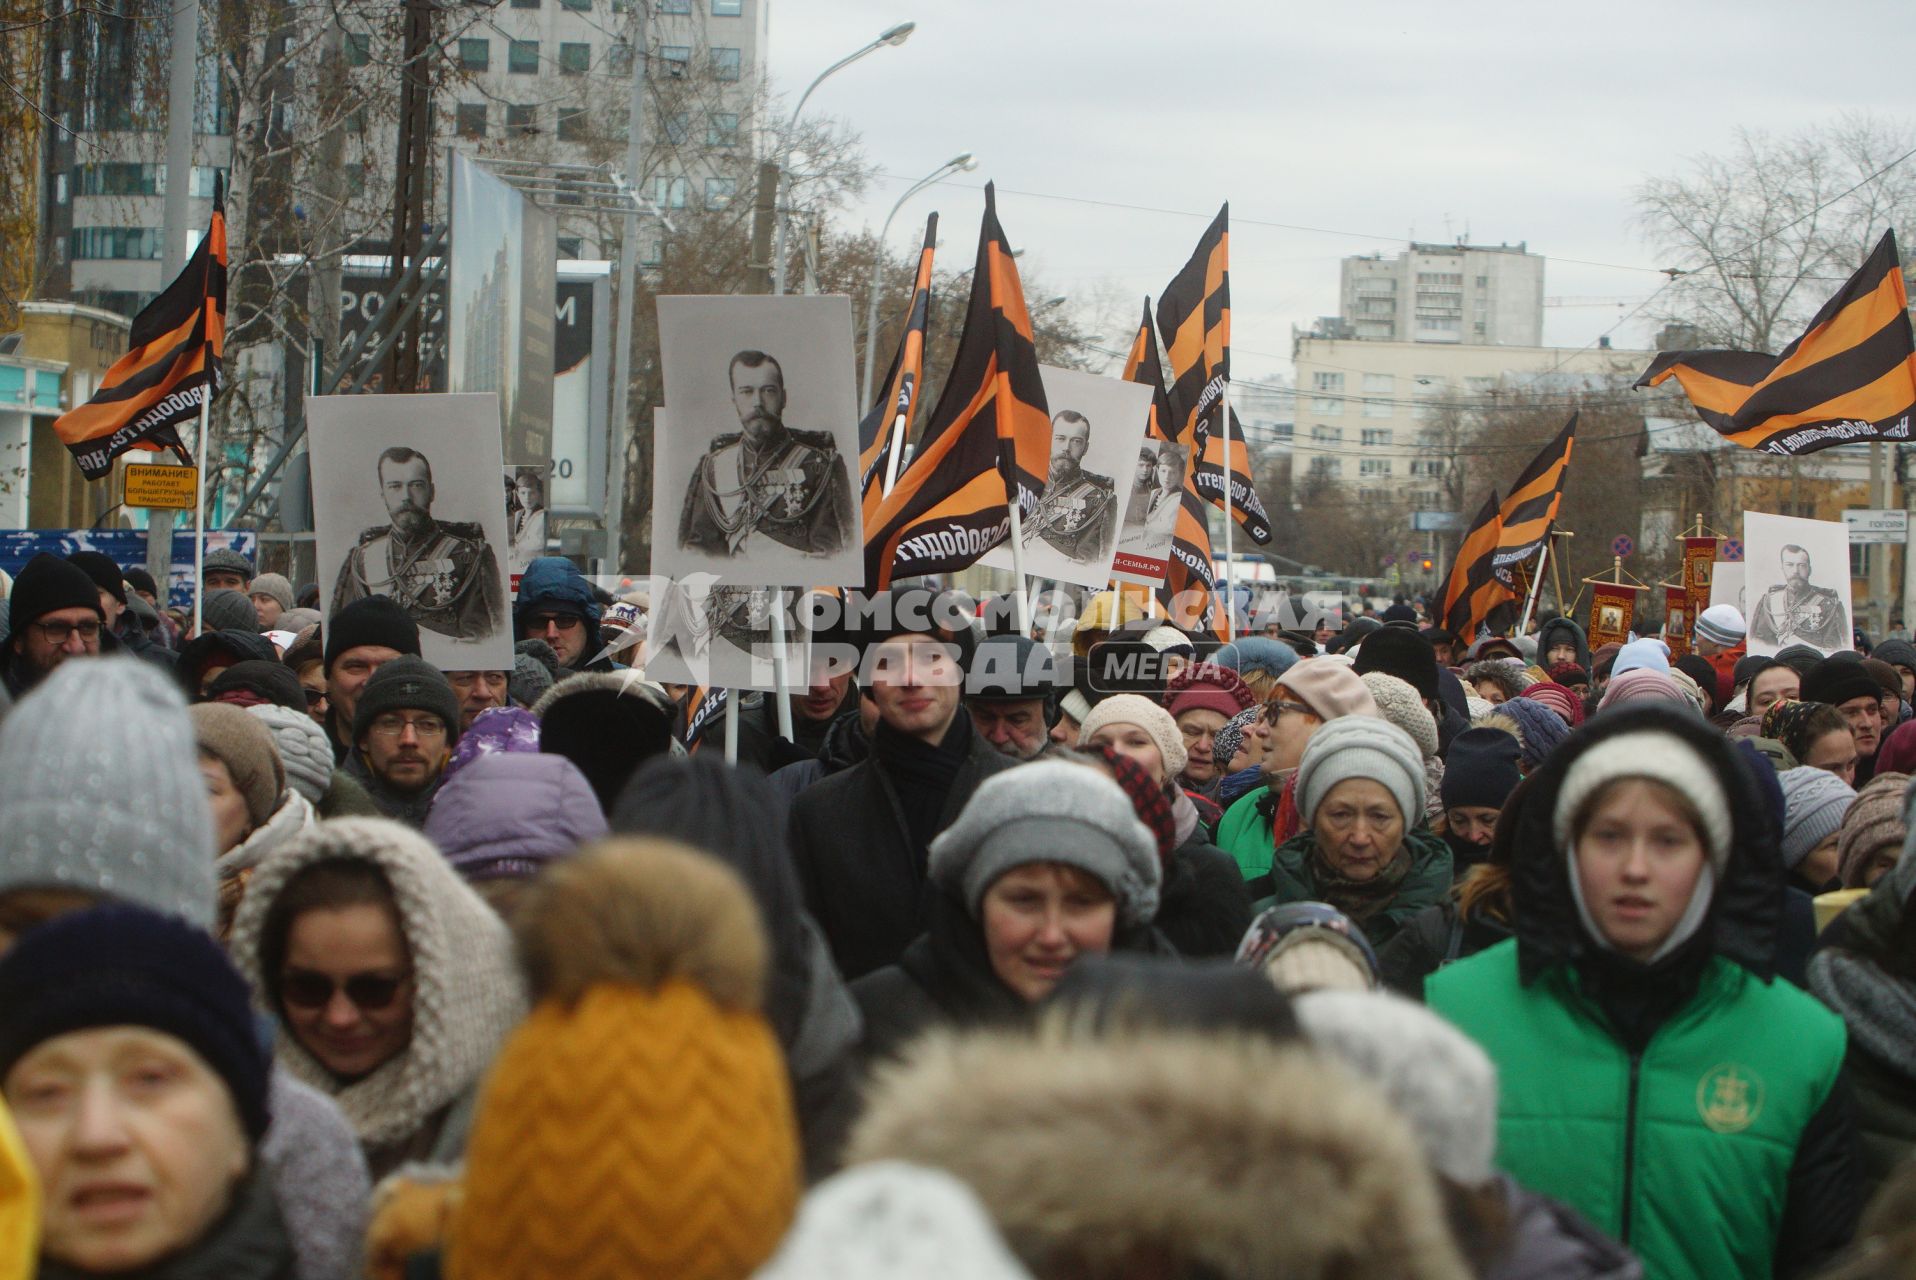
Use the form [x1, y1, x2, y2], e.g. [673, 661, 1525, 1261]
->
[1743, 511, 1854, 656]
[1844, 509, 1909, 544]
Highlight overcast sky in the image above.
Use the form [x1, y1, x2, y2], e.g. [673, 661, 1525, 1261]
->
[765, 0, 1916, 389]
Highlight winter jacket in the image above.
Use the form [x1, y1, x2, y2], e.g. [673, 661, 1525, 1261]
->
[1253, 825, 1452, 952]
[1157, 835, 1254, 958]
[1489, 1174, 1642, 1280]
[1427, 706, 1862, 1280]
[1218, 778, 1290, 881]
[317, 766, 381, 818]
[1378, 896, 1512, 998]
[1536, 616, 1592, 672]
[511, 555, 617, 673]
[423, 750, 607, 881]
[789, 709, 1020, 980]
[39, 1166, 295, 1280]
[114, 608, 178, 670]
[216, 789, 317, 938]
[768, 707, 870, 810]
[264, 1068, 373, 1280]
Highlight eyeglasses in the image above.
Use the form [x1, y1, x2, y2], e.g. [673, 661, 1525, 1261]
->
[1263, 700, 1312, 726]
[368, 713, 447, 741]
[528, 613, 581, 632]
[303, 688, 327, 708]
[279, 968, 410, 1011]
[30, 619, 101, 644]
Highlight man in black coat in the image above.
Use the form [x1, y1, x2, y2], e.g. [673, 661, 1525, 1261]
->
[788, 591, 1020, 980]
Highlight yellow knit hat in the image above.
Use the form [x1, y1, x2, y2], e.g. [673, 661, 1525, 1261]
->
[445, 839, 799, 1280]
[0, 1100, 37, 1280]
[1072, 589, 1150, 657]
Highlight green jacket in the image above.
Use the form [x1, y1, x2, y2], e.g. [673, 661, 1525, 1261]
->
[1253, 826, 1451, 952]
[1428, 940, 1848, 1280]
[1217, 784, 1276, 881]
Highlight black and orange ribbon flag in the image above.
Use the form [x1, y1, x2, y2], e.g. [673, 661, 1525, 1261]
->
[862, 183, 1050, 589]
[858, 212, 937, 521]
[1441, 489, 1515, 639]
[1636, 230, 1916, 456]
[1121, 302, 1220, 633]
[56, 176, 227, 480]
[1493, 414, 1576, 588]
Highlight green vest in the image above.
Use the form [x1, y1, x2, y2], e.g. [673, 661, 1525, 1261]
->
[1428, 941, 1847, 1280]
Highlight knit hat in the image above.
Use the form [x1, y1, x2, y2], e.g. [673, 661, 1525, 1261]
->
[1862, 657, 1904, 701]
[1802, 657, 1883, 711]
[282, 623, 323, 674]
[1358, 672, 1438, 759]
[1440, 727, 1523, 812]
[278, 607, 322, 636]
[5, 552, 102, 634]
[1838, 771, 1909, 888]
[1294, 989, 1498, 1185]
[202, 588, 262, 633]
[124, 566, 158, 598]
[1694, 604, 1746, 648]
[426, 752, 608, 882]
[324, 595, 421, 673]
[0, 904, 271, 1139]
[1275, 659, 1382, 722]
[1351, 625, 1440, 702]
[444, 838, 798, 1280]
[1254, 930, 1377, 994]
[201, 547, 254, 581]
[509, 649, 555, 708]
[1777, 767, 1856, 871]
[515, 636, 561, 681]
[1771, 644, 1824, 676]
[248, 572, 295, 614]
[65, 550, 127, 606]
[1548, 661, 1589, 689]
[1596, 667, 1692, 714]
[1139, 624, 1196, 656]
[1294, 716, 1425, 830]
[350, 655, 463, 745]
[537, 674, 679, 813]
[0, 658, 215, 927]
[1164, 663, 1257, 722]
[1211, 707, 1263, 774]
[755, 1162, 1035, 1280]
[249, 703, 334, 806]
[1552, 729, 1733, 872]
[1877, 719, 1916, 775]
[190, 703, 286, 828]
[1077, 693, 1187, 778]
[1496, 694, 1571, 769]
[1212, 635, 1301, 684]
[929, 762, 1162, 926]
[1611, 636, 1671, 677]
[1070, 742, 1178, 867]
[1520, 680, 1583, 727]
[206, 658, 307, 712]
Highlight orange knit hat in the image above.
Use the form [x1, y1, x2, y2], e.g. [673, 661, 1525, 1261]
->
[445, 838, 800, 1280]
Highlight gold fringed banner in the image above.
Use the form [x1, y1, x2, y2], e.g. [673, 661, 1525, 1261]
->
[1589, 581, 1637, 649]
[1683, 536, 1717, 623]
[1665, 585, 1693, 660]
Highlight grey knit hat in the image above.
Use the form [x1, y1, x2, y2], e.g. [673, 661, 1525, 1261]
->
[0, 658, 216, 927]
[1777, 766, 1856, 871]
[350, 656, 463, 746]
[203, 588, 262, 634]
[510, 648, 556, 708]
[929, 760, 1161, 926]
[248, 572, 295, 614]
[248, 703, 334, 806]
[1294, 716, 1426, 831]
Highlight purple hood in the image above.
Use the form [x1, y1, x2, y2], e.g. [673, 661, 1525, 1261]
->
[424, 751, 607, 880]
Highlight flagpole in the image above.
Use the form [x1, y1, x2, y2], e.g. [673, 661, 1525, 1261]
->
[768, 589, 794, 741]
[723, 688, 739, 764]
[1220, 387, 1235, 641]
[1515, 537, 1550, 636]
[880, 406, 909, 496]
[192, 397, 210, 637]
[1006, 487, 1032, 637]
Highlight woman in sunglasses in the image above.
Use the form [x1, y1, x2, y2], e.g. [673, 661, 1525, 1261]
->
[232, 817, 527, 1179]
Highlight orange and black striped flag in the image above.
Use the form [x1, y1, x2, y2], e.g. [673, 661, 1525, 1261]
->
[858, 212, 937, 520]
[1636, 230, 1916, 456]
[1197, 407, 1272, 544]
[1493, 414, 1576, 587]
[1441, 489, 1515, 639]
[1119, 301, 1218, 632]
[56, 175, 227, 479]
[862, 183, 1050, 589]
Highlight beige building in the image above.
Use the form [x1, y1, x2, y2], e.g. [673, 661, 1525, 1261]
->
[0, 301, 134, 529]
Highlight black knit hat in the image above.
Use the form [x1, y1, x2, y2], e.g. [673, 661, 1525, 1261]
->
[0, 903, 271, 1139]
[207, 659, 307, 712]
[351, 655, 462, 746]
[325, 595, 421, 673]
[1351, 624, 1440, 702]
[66, 551, 127, 606]
[1440, 727, 1524, 812]
[1801, 656, 1882, 711]
[124, 567, 160, 598]
[7, 552, 104, 634]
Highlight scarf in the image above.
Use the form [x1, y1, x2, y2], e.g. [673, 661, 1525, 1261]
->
[876, 710, 971, 855]
[1306, 840, 1413, 926]
[1808, 950, 1916, 1080]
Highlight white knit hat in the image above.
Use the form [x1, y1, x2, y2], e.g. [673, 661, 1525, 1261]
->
[1359, 672, 1438, 760]
[1077, 693, 1187, 778]
[1139, 624, 1195, 655]
[754, 1162, 1034, 1280]
[1695, 604, 1747, 648]
[1551, 729, 1732, 872]
[1294, 716, 1426, 830]
[249, 703, 333, 806]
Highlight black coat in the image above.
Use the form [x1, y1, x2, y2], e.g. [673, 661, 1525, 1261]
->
[1377, 897, 1513, 999]
[789, 708, 1019, 981]
[1155, 837, 1252, 958]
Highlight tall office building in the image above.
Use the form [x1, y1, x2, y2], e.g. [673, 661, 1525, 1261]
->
[1339, 242, 1544, 347]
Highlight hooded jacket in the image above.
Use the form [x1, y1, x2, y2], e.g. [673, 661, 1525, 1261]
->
[1428, 706, 1861, 1280]
[230, 818, 528, 1180]
[511, 556, 616, 672]
[1536, 616, 1592, 673]
[423, 750, 607, 881]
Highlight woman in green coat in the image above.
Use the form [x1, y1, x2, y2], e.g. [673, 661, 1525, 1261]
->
[1428, 705, 1861, 1280]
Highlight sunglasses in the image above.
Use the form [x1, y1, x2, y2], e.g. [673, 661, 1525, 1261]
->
[279, 968, 410, 1011]
[527, 613, 582, 632]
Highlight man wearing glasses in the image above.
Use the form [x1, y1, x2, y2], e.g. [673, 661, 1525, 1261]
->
[513, 555, 620, 674]
[346, 655, 463, 827]
[1, 553, 110, 698]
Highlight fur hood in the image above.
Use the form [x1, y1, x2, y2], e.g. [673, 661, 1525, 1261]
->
[529, 669, 671, 719]
[847, 1025, 1472, 1280]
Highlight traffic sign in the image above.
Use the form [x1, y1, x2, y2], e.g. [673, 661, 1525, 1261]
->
[1722, 539, 1744, 562]
[1610, 535, 1635, 558]
[124, 465, 198, 511]
[1411, 511, 1463, 532]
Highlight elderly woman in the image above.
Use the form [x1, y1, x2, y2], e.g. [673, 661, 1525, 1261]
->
[1256, 716, 1451, 950]
[0, 904, 289, 1277]
[851, 761, 1166, 1063]
[1164, 664, 1258, 803]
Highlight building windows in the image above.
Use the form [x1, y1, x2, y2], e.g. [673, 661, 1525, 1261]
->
[1361, 428, 1392, 446]
[1362, 398, 1393, 419]
[707, 111, 738, 147]
[510, 0, 539, 8]
[556, 107, 588, 142]
[705, 177, 736, 208]
[1359, 458, 1392, 477]
[1464, 376, 1495, 393]
[1310, 425, 1342, 444]
[1416, 271, 1463, 288]
[711, 0, 742, 12]
[458, 38, 488, 71]
[1309, 396, 1342, 416]
[1475, 275, 1489, 287]
[1361, 373, 1393, 393]
[346, 107, 367, 134]
[509, 41, 539, 73]
[507, 104, 537, 136]
[711, 46, 741, 79]
[658, 0, 691, 10]
[1310, 371, 1344, 392]
[607, 41, 633, 73]
[71, 227, 164, 260]
[653, 176, 689, 209]
[559, 0, 591, 9]
[559, 42, 590, 75]
[558, 236, 584, 259]
[346, 33, 371, 66]
[660, 45, 691, 76]
[1418, 316, 1461, 332]
[1307, 457, 1341, 480]
[72, 164, 227, 197]
[347, 164, 368, 197]
[663, 111, 691, 144]
[1409, 459, 1445, 478]
[455, 103, 486, 139]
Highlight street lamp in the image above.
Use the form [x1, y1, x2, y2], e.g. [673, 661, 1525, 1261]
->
[860, 150, 976, 408]
[773, 21, 917, 295]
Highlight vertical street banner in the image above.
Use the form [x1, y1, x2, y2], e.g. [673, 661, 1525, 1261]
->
[1635, 229, 1916, 456]
[862, 183, 1051, 589]
[1440, 489, 1512, 638]
[1493, 414, 1576, 586]
[55, 177, 227, 479]
[859, 212, 937, 519]
[1587, 581, 1637, 650]
[1665, 584, 1693, 660]
[1683, 536, 1718, 627]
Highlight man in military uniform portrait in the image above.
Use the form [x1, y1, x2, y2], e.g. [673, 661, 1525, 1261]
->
[1750, 542, 1849, 651]
[678, 350, 855, 559]
[330, 446, 506, 642]
[1022, 410, 1117, 564]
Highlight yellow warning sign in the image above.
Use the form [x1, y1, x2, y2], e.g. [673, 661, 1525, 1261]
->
[124, 464, 198, 510]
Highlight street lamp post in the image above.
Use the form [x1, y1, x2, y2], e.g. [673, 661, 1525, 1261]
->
[772, 21, 915, 296]
[859, 151, 975, 408]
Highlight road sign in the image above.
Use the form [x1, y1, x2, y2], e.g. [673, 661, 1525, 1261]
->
[1611, 535, 1635, 558]
[124, 465, 198, 511]
[1411, 511, 1463, 532]
[1722, 539, 1744, 562]
[1844, 508, 1909, 544]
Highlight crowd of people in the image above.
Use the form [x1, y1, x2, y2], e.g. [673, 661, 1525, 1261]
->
[0, 547, 1913, 1278]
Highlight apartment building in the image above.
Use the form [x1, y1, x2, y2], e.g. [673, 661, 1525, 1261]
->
[1339, 241, 1544, 347]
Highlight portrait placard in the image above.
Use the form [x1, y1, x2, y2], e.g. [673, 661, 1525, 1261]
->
[653, 295, 862, 587]
[1709, 563, 1745, 617]
[309, 392, 512, 671]
[1742, 512, 1854, 656]
[979, 365, 1155, 590]
[503, 464, 548, 594]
